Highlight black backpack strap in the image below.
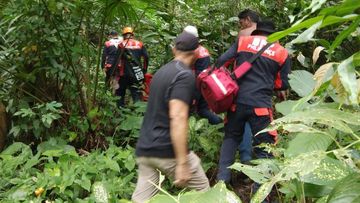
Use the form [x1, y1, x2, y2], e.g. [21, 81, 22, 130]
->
[248, 43, 273, 63]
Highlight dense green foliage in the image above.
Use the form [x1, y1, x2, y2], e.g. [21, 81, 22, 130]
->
[0, 0, 359, 202]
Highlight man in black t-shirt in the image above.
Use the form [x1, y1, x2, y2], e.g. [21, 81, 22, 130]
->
[132, 32, 209, 203]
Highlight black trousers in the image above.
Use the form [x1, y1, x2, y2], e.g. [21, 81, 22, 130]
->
[217, 103, 276, 182]
[115, 76, 141, 107]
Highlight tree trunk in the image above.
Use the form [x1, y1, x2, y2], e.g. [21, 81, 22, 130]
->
[0, 102, 8, 151]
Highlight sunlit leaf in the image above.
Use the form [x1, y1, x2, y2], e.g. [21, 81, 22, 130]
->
[289, 70, 315, 97]
[297, 52, 310, 68]
[285, 133, 333, 158]
[92, 182, 109, 203]
[292, 20, 322, 44]
[328, 16, 360, 57]
[313, 62, 337, 90]
[253, 151, 327, 202]
[149, 182, 241, 203]
[326, 173, 360, 203]
[312, 46, 325, 65]
[337, 54, 359, 105]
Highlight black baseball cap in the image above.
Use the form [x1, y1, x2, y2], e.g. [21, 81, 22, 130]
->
[109, 30, 118, 36]
[251, 19, 276, 35]
[174, 31, 199, 51]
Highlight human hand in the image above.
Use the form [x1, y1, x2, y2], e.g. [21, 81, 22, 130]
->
[276, 90, 288, 101]
[173, 163, 191, 187]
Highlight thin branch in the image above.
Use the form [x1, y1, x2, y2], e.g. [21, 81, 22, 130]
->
[41, 0, 88, 116]
[2, 80, 45, 103]
[0, 65, 52, 101]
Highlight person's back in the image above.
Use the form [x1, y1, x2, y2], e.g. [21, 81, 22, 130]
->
[132, 31, 209, 203]
[234, 35, 289, 107]
[136, 60, 194, 157]
[120, 38, 148, 74]
[216, 20, 291, 190]
[104, 37, 122, 65]
[116, 27, 149, 107]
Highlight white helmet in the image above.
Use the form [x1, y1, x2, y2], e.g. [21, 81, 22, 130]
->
[183, 25, 199, 38]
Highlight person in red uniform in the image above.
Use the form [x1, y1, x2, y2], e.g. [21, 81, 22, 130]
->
[183, 26, 222, 124]
[117, 27, 149, 107]
[236, 9, 260, 166]
[215, 20, 291, 198]
[101, 30, 123, 83]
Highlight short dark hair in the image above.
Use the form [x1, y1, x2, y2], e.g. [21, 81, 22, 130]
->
[238, 9, 260, 23]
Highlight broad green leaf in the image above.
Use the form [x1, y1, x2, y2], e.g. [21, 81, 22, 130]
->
[332, 149, 359, 171]
[296, 52, 310, 67]
[273, 108, 360, 131]
[319, 0, 360, 16]
[337, 54, 359, 105]
[251, 181, 273, 203]
[289, 70, 316, 97]
[188, 116, 196, 132]
[198, 136, 213, 153]
[268, 16, 323, 42]
[87, 107, 99, 119]
[75, 174, 91, 192]
[120, 115, 143, 131]
[252, 151, 326, 202]
[313, 63, 337, 91]
[313, 46, 325, 65]
[23, 152, 41, 170]
[285, 133, 333, 158]
[275, 100, 299, 116]
[353, 52, 360, 67]
[41, 144, 78, 157]
[304, 184, 332, 198]
[44, 166, 61, 177]
[104, 157, 120, 172]
[302, 157, 352, 185]
[0, 142, 29, 155]
[330, 73, 348, 104]
[229, 162, 273, 184]
[124, 155, 135, 171]
[320, 14, 359, 28]
[230, 30, 238, 36]
[268, 14, 358, 43]
[326, 173, 360, 203]
[195, 118, 208, 131]
[292, 20, 322, 44]
[149, 182, 242, 203]
[329, 16, 360, 56]
[282, 124, 326, 134]
[92, 182, 109, 203]
[316, 196, 329, 203]
[9, 188, 27, 200]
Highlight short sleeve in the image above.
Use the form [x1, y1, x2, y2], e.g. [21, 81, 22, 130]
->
[169, 72, 195, 105]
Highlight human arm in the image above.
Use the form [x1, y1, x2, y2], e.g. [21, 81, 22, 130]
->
[194, 56, 210, 76]
[214, 40, 238, 68]
[168, 71, 195, 187]
[274, 57, 292, 100]
[169, 99, 191, 187]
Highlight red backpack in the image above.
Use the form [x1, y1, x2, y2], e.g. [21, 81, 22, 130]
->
[197, 66, 239, 113]
[197, 43, 272, 113]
